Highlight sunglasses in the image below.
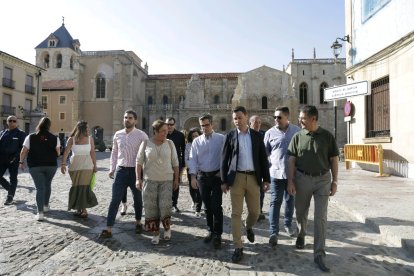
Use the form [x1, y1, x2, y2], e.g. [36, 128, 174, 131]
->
[8, 119, 17, 123]
[167, 123, 175, 126]
[273, 116, 282, 120]
[200, 123, 211, 127]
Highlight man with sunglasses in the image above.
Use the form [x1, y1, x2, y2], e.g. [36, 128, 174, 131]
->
[165, 117, 185, 213]
[0, 116, 26, 205]
[287, 105, 339, 272]
[264, 107, 300, 247]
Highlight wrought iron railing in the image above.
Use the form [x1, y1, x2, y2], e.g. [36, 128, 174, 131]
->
[2, 78, 15, 89]
[25, 85, 35, 94]
[0, 105, 16, 116]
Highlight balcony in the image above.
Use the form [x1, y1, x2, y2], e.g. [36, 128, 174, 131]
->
[2, 78, 15, 89]
[0, 105, 16, 116]
[25, 85, 35, 94]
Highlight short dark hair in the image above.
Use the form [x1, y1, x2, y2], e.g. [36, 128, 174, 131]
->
[300, 105, 318, 121]
[125, 110, 137, 120]
[166, 117, 176, 124]
[199, 113, 213, 123]
[233, 106, 247, 115]
[187, 127, 202, 143]
[275, 106, 290, 116]
[36, 117, 51, 132]
[152, 119, 167, 134]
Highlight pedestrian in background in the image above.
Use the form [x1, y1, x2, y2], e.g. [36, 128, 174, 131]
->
[19, 117, 60, 221]
[0, 115, 26, 205]
[249, 115, 266, 221]
[100, 110, 148, 238]
[136, 119, 179, 245]
[287, 105, 339, 273]
[184, 127, 202, 216]
[166, 117, 185, 213]
[189, 114, 225, 249]
[221, 106, 270, 263]
[264, 106, 300, 246]
[61, 121, 98, 218]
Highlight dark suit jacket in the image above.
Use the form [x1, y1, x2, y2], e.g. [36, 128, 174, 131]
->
[221, 128, 270, 186]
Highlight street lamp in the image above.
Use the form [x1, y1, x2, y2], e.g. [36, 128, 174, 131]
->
[331, 35, 351, 58]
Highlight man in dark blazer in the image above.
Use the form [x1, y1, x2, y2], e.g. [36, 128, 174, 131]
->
[221, 106, 270, 263]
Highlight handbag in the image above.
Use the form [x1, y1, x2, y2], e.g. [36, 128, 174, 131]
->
[89, 172, 96, 191]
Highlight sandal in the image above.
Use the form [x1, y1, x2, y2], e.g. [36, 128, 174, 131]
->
[73, 211, 82, 217]
[100, 230, 112, 238]
[79, 211, 88, 218]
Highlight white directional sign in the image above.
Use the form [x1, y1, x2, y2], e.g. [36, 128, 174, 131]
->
[324, 81, 370, 101]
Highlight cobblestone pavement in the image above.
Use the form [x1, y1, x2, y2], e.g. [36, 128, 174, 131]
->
[1, 152, 413, 275]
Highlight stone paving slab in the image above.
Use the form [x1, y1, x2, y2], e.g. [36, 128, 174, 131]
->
[0, 152, 413, 275]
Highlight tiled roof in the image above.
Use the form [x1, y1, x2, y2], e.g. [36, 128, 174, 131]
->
[35, 24, 77, 50]
[42, 80, 75, 91]
[147, 72, 240, 80]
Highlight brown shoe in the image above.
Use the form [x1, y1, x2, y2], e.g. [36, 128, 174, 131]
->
[99, 230, 112, 238]
[135, 223, 143, 234]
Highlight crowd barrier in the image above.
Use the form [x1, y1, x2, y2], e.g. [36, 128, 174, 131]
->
[344, 144, 388, 176]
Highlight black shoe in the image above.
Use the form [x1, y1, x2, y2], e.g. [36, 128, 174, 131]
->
[314, 255, 330, 273]
[257, 213, 266, 221]
[231, 248, 243, 263]
[4, 195, 13, 205]
[204, 232, 214, 243]
[135, 223, 143, 234]
[213, 235, 222, 249]
[246, 228, 255, 243]
[269, 235, 278, 246]
[172, 206, 180, 213]
[296, 236, 305, 249]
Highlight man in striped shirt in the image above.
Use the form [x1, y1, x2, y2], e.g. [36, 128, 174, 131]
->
[100, 110, 148, 238]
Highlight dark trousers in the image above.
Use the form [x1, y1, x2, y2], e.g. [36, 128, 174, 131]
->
[198, 174, 223, 236]
[0, 160, 19, 198]
[172, 185, 179, 207]
[107, 167, 142, 227]
[260, 185, 265, 212]
[187, 169, 202, 212]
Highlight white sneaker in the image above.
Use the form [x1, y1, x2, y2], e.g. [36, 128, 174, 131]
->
[151, 234, 160, 245]
[44, 205, 50, 212]
[35, 213, 44, 221]
[164, 229, 171, 240]
[195, 212, 201, 218]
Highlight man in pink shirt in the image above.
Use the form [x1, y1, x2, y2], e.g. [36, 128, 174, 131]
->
[100, 110, 148, 238]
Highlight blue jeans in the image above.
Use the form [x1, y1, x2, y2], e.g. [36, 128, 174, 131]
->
[268, 178, 295, 236]
[107, 167, 142, 227]
[29, 166, 57, 213]
[198, 174, 223, 236]
[0, 160, 19, 197]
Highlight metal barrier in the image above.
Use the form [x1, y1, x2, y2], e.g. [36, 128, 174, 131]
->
[344, 144, 388, 176]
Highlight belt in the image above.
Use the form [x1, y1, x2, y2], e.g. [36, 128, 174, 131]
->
[118, 166, 135, 170]
[237, 170, 255, 175]
[199, 170, 220, 177]
[297, 168, 328, 177]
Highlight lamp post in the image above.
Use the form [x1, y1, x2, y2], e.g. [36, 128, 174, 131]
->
[331, 35, 350, 58]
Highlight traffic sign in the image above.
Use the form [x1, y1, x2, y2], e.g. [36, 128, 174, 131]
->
[324, 81, 370, 101]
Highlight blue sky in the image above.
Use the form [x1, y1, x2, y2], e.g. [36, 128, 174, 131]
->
[2, 0, 345, 74]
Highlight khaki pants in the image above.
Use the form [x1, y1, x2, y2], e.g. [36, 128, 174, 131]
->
[295, 171, 331, 257]
[230, 172, 260, 248]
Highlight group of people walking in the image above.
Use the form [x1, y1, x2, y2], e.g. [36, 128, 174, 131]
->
[0, 104, 338, 272]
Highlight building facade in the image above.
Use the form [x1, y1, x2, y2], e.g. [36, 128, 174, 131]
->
[0, 51, 44, 133]
[344, 0, 414, 177]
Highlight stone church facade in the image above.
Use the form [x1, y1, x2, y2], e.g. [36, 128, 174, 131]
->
[36, 23, 347, 147]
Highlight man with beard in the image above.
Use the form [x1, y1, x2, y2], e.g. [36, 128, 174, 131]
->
[100, 110, 148, 238]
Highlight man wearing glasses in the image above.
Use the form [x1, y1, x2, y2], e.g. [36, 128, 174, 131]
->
[188, 113, 225, 249]
[0, 116, 26, 205]
[264, 107, 300, 247]
[165, 117, 185, 213]
[287, 105, 339, 272]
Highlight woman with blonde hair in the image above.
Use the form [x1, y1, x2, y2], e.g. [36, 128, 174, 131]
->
[136, 119, 179, 245]
[61, 121, 98, 218]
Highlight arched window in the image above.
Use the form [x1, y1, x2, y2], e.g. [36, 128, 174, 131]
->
[262, 96, 268, 109]
[43, 53, 50, 68]
[56, 54, 62, 68]
[96, 73, 106, 99]
[214, 95, 220, 104]
[320, 82, 328, 104]
[70, 56, 74, 70]
[162, 95, 168, 105]
[299, 82, 308, 104]
[221, 118, 226, 131]
[147, 96, 153, 105]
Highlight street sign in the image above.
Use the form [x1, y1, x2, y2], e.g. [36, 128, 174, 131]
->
[324, 81, 370, 101]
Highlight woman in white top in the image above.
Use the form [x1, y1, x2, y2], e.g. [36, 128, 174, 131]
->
[61, 121, 98, 218]
[136, 119, 179, 245]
